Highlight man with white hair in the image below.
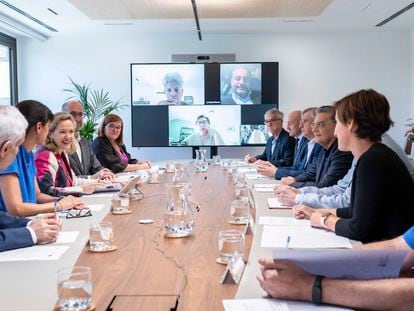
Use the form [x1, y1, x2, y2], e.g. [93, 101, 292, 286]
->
[0, 105, 61, 252]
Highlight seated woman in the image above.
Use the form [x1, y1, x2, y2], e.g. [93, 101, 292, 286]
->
[182, 115, 225, 146]
[91, 114, 151, 173]
[35, 112, 97, 197]
[295, 89, 414, 243]
[0, 101, 83, 216]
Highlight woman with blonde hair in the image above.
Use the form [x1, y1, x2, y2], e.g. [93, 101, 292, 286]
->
[92, 114, 151, 173]
[0, 101, 83, 216]
[35, 112, 96, 197]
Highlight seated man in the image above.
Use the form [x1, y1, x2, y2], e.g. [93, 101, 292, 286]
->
[257, 108, 322, 179]
[62, 100, 114, 180]
[0, 106, 61, 252]
[276, 133, 414, 209]
[257, 225, 414, 310]
[245, 108, 295, 167]
[281, 106, 353, 188]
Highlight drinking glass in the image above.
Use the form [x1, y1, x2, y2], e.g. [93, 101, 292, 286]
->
[230, 198, 250, 224]
[166, 163, 176, 173]
[57, 266, 92, 311]
[148, 170, 160, 184]
[218, 230, 245, 263]
[212, 155, 222, 166]
[89, 222, 113, 251]
[111, 193, 130, 213]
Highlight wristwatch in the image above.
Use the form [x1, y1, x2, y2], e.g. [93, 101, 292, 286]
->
[320, 212, 332, 228]
[312, 275, 324, 304]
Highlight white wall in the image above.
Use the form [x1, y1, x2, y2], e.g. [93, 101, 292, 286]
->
[17, 30, 412, 161]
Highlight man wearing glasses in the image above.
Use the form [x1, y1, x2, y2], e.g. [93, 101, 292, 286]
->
[62, 101, 114, 180]
[281, 106, 353, 188]
[245, 108, 295, 167]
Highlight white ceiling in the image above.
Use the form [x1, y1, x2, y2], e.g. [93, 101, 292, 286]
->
[1, 0, 414, 40]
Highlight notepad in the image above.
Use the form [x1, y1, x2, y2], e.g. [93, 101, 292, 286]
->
[261, 225, 352, 248]
[0, 246, 69, 261]
[255, 187, 274, 193]
[87, 204, 106, 212]
[267, 197, 291, 209]
[245, 174, 272, 180]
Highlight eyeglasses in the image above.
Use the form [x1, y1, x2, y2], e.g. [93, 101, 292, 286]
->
[106, 124, 122, 131]
[69, 111, 85, 118]
[264, 118, 282, 125]
[196, 120, 208, 125]
[66, 208, 92, 219]
[311, 120, 336, 130]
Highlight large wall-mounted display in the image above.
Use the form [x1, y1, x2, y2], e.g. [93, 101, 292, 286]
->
[131, 62, 278, 147]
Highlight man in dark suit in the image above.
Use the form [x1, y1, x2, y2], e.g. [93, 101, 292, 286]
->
[281, 106, 353, 188]
[0, 105, 61, 252]
[258, 108, 323, 179]
[62, 100, 114, 179]
[245, 108, 296, 167]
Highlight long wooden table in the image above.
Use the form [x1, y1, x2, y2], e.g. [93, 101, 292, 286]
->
[0, 163, 350, 311]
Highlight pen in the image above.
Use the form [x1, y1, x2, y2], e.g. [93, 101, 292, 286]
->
[286, 236, 291, 248]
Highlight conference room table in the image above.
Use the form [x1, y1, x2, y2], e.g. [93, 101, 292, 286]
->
[0, 162, 350, 311]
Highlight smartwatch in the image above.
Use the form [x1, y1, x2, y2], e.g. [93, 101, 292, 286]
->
[312, 275, 324, 304]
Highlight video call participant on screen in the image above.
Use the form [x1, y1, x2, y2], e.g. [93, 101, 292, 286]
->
[36, 113, 98, 197]
[62, 100, 114, 180]
[245, 108, 295, 167]
[294, 89, 414, 243]
[158, 72, 188, 105]
[182, 115, 225, 146]
[0, 105, 62, 252]
[221, 67, 260, 105]
[92, 114, 151, 173]
[0, 101, 83, 216]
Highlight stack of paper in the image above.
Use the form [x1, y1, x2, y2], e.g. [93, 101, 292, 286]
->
[259, 217, 309, 226]
[272, 248, 408, 279]
[245, 173, 272, 180]
[223, 299, 288, 311]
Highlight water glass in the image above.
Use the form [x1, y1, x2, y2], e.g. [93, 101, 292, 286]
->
[57, 266, 92, 311]
[230, 198, 250, 223]
[111, 193, 130, 213]
[89, 221, 113, 251]
[166, 163, 176, 173]
[148, 170, 160, 184]
[218, 230, 245, 263]
[212, 155, 222, 166]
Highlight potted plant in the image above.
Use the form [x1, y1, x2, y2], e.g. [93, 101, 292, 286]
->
[64, 77, 127, 140]
[404, 118, 414, 155]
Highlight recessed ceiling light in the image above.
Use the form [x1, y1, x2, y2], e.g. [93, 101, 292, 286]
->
[104, 22, 134, 26]
[47, 8, 58, 15]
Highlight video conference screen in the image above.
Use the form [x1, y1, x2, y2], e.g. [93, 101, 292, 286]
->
[130, 62, 278, 147]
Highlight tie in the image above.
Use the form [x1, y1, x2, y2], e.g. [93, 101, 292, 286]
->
[271, 139, 277, 156]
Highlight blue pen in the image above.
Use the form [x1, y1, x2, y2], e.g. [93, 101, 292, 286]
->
[286, 236, 291, 248]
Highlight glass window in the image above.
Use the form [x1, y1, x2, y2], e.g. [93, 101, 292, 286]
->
[0, 45, 11, 105]
[0, 32, 17, 105]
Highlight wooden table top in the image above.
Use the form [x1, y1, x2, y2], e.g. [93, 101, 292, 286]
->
[75, 166, 252, 311]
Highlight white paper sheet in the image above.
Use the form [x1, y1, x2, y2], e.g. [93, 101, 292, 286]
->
[272, 248, 408, 279]
[245, 174, 272, 180]
[254, 183, 277, 188]
[259, 217, 309, 227]
[255, 187, 274, 192]
[0, 246, 69, 261]
[267, 198, 292, 209]
[237, 167, 257, 173]
[87, 204, 106, 212]
[261, 225, 352, 249]
[223, 299, 289, 311]
[55, 231, 79, 244]
[84, 192, 114, 198]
